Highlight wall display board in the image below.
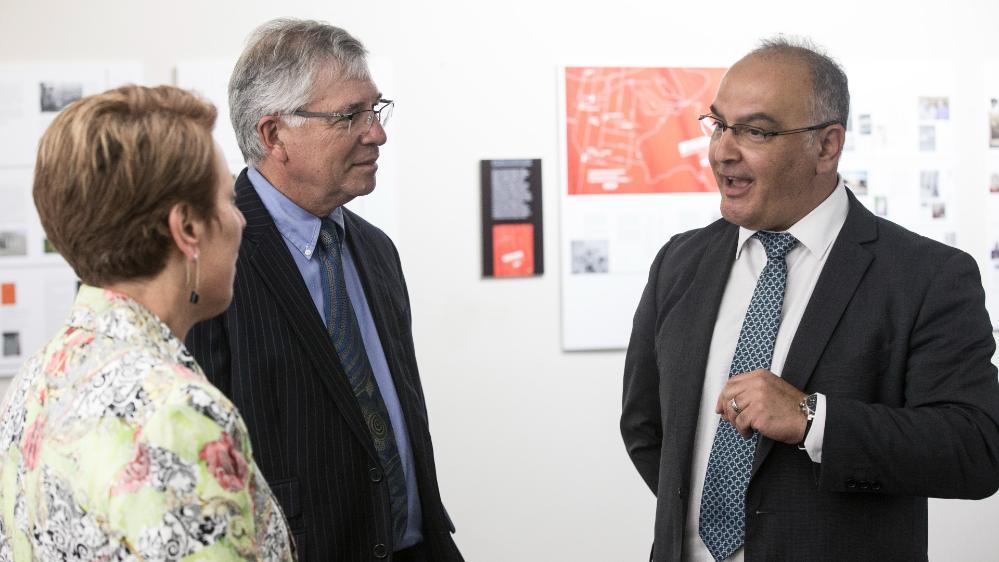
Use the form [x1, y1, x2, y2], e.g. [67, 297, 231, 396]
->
[559, 66, 726, 350]
[480, 159, 543, 278]
[984, 63, 999, 329]
[559, 61, 983, 351]
[0, 63, 143, 168]
[0, 62, 142, 376]
[839, 61, 959, 248]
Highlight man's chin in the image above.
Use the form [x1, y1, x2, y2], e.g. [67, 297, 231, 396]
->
[719, 201, 757, 229]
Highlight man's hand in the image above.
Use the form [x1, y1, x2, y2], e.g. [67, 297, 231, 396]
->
[715, 369, 808, 444]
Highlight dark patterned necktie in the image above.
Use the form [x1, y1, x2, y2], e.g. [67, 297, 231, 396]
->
[317, 217, 408, 545]
[699, 231, 798, 561]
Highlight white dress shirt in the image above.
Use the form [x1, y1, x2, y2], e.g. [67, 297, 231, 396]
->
[683, 178, 849, 561]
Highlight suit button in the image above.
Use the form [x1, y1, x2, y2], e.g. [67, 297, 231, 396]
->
[373, 543, 388, 558]
[676, 487, 684, 498]
[369, 468, 383, 482]
[846, 479, 857, 489]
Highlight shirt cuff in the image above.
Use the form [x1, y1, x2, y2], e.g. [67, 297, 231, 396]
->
[803, 393, 826, 463]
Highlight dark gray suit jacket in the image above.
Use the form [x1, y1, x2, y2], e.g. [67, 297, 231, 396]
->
[187, 170, 462, 562]
[621, 190, 999, 561]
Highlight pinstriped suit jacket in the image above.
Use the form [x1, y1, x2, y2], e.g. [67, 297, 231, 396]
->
[187, 170, 462, 562]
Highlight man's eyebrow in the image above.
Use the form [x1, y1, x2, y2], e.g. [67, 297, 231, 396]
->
[737, 112, 780, 126]
[341, 93, 384, 113]
[708, 105, 780, 127]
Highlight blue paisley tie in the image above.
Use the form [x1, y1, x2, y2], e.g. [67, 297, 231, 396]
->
[698, 231, 798, 561]
[318, 218, 408, 545]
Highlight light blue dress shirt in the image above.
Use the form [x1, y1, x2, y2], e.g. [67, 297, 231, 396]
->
[247, 166, 423, 549]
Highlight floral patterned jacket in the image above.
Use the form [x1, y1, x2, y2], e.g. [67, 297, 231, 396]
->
[0, 285, 295, 560]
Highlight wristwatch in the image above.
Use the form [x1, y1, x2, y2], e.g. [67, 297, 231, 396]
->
[797, 393, 818, 451]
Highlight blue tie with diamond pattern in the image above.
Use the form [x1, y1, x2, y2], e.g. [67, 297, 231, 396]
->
[698, 231, 798, 561]
[317, 217, 408, 545]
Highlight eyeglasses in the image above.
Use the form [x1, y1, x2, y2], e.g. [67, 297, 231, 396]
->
[292, 99, 394, 134]
[698, 114, 840, 145]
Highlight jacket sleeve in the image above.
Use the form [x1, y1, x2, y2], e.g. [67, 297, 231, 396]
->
[819, 250, 999, 499]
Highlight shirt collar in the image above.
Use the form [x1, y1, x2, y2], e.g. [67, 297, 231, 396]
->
[735, 176, 849, 260]
[247, 165, 347, 260]
[67, 284, 198, 371]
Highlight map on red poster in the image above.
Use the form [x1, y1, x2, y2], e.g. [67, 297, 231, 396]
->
[564, 66, 726, 195]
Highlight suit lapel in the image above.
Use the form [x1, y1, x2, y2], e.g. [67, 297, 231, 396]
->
[341, 211, 425, 430]
[751, 191, 878, 476]
[663, 223, 739, 475]
[235, 171, 378, 460]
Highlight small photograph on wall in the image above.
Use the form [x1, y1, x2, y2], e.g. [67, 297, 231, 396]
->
[919, 125, 936, 151]
[0, 230, 27, 257]
[858, 113, 872, 135]
[874, 196, 888, 217]
[42, 238, 59, 254]
[1, 332, 19, 358]
[990, 172, 999, 194]
[920, 170, 940, 204]
[990, 98, 999, 148]
[842, 170, 869, 195]
[571, 240, 609, 274]
[918, 96, 950, 120]
[39, 81, 82, 112]
[932, 202, 946, 219]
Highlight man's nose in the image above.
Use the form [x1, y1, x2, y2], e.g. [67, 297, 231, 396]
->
[362, 118, 387, 146]
[710, 127, 741, 162]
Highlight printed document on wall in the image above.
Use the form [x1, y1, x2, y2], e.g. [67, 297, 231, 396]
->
[559, 66, 726, 350]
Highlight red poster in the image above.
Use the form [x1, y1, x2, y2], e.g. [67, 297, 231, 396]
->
[564, 66, 726, 195]
[492, 224, 535, 277]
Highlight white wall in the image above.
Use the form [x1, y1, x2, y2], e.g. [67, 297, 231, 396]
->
[2, 0, 998, 559]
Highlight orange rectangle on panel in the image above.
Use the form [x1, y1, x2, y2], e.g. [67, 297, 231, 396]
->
[564, 66, 727, 195]
[1, 283, 15, 305]
[492, 224, 535, 277]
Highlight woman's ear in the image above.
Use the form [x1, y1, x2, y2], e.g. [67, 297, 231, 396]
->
[167, 202, 204, 260]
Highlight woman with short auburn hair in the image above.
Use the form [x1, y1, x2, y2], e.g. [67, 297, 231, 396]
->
[0, 85, 295, 560]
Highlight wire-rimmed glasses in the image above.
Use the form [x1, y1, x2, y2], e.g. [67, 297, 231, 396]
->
[698, 114, 840, 145]
[292, 99, 394, 134]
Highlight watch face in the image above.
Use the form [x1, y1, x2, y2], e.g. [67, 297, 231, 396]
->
[806, 394, 818, 414]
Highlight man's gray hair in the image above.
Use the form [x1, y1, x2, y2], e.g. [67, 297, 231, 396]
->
[749, 36, 850, 127]
[229, 18, 371, 164]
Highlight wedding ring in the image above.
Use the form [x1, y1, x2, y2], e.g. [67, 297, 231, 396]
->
[729, 398, 742, 415]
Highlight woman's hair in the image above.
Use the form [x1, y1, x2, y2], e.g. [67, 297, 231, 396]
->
[33, 84, 219, 285]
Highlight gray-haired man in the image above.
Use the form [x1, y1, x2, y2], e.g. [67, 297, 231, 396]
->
[188, 19, 462, 562]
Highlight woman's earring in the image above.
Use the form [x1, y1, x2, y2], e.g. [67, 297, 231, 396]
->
[187, 252, 200, 304]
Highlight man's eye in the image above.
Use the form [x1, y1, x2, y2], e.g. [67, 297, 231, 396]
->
[744, 127, 766, 138]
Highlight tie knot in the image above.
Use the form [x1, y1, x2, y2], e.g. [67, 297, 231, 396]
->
[753, 231, 798, 260]
[318, 218, 343, 253]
